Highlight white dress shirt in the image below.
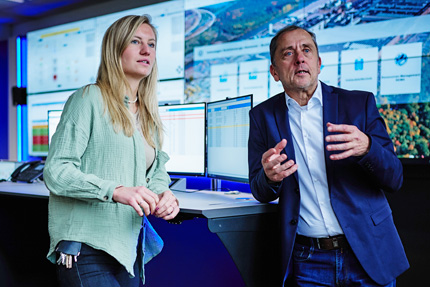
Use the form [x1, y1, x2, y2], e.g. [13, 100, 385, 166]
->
[285, 82, 344, 237]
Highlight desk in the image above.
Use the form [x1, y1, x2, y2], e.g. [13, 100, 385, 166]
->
[0, 181, 49, 198]
[0, 182, 281, 287]
[0, 182, 55, 286]
[172, 189, 281, 286]
[174, 189, 277, 218]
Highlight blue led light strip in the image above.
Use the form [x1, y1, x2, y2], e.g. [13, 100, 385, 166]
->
[21, 37, 27, 88]
[17, 105, 22, 161]
[16, 37, 21, 87]
[16, 37, 22, 161]
[16, 36, 29, 161]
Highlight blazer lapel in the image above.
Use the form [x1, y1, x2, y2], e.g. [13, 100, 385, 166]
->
[273, 93, 298, 184]
[321, 82, 338, 190]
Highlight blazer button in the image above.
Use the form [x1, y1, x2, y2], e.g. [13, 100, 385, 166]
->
[295, 188, 299, 194]
[290, 219, 298, 225]
[146, 178, 150, 183]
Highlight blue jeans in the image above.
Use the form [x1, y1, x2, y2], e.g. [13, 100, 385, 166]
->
[56, 243, 140, 287]
[292, 241, 396, 287]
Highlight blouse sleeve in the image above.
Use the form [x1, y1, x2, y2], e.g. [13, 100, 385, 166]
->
[147, 150, 171, 195]
[43, 86, 118, 202]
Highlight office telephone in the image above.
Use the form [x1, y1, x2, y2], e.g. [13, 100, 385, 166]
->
[10, 160, 44, 183]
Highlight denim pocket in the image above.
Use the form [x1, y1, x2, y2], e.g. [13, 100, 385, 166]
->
[293, 244, 313, 262]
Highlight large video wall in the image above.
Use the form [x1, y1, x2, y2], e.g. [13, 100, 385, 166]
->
[26, 0, 185, 156]
[26, 0, 430, 159]
[184, 0, 430, 159]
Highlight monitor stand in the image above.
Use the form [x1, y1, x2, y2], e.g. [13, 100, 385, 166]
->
[169, 177, 187, 190]
[210, 178, 222, 191]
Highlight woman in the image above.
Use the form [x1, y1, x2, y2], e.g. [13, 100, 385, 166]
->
[44, 15, 179, 286]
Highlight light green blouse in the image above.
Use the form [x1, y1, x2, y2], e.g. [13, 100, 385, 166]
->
[44, 84, 170, 281]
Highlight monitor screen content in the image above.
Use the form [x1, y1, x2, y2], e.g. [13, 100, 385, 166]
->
[207, 95, 252, 183]
[159, 103, 206, 176]
[26, 0, 185, 95]
[27, 91, 72, 157]
[24, 0, 430, 161]
[157, 79, 186, 105]
[184, 0, 430, 161]
[48, 110, 63, 147]
[25, 0, 185, 157]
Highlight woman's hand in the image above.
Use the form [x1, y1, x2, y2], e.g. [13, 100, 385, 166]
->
[154, 190, 179, 220]
[112, 186, 159, 217]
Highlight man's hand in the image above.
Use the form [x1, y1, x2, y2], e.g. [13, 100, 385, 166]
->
[262, 139, 298, 183]
[325, 122, 370, 160]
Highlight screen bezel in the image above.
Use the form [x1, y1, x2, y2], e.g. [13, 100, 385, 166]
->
[206, 94, 253, 183]
[159, 102, 207, 177]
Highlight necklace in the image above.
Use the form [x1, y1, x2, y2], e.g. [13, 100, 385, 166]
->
[128, 96, 138, 104]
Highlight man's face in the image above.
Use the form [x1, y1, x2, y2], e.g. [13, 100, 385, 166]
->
[270, 29, 321, 95]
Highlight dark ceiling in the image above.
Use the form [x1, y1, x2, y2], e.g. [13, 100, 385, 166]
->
[0, 0, 108, 27]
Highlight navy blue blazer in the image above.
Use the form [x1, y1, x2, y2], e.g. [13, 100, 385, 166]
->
[248, 82, 409, 285]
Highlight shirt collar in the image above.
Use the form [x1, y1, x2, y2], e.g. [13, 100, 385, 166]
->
[284, 81, 323, 109]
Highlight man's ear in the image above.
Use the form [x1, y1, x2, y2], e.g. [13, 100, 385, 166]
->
[270, 64, 279, 81]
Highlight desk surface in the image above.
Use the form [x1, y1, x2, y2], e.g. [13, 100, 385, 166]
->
[174, 189, 277, 218]
[0, 181, 49, 198]
[0, 181, 278, 218]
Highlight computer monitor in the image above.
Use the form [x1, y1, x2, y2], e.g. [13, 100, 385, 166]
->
[207, 95, 252, 183]
[48, 110, 63, 147]
[27, 91, 72, 157]
[159, 102, 206, 176]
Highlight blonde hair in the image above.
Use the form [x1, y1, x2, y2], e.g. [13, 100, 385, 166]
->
[96, 14, 163, 148]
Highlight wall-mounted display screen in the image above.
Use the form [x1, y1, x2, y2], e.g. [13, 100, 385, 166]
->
[159, 102, 206, 175]
[184, 0, 430, 160]
[27, 0, 185, 94]
[24, 0, 430, 161]
[26, 0, 185, 157]
[157, 79, 186, 105]
[207, 95, 252, 182]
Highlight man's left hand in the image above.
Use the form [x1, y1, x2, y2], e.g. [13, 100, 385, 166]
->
[325, 122, 370, 160]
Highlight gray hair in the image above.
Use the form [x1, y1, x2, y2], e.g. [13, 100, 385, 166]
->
[269, 25, 319, 66]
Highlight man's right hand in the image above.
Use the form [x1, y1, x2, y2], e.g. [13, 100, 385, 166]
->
[262, 139, 298, 183]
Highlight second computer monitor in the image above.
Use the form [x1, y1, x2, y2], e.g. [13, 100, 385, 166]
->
[159, 102, 206, 176]
[207, 95, 252, 183]
[47, 110, 63, 148]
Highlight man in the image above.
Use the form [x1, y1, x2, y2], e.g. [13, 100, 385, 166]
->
[248, 25, 409, 286]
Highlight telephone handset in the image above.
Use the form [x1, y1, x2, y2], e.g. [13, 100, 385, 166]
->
[11, 160, 45, 183]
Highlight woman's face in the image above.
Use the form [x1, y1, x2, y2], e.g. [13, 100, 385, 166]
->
[121, 23, 156, 85]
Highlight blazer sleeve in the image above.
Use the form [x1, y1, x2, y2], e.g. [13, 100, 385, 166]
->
[356, 93, 403, 192]
[248, 108, 281, 203]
